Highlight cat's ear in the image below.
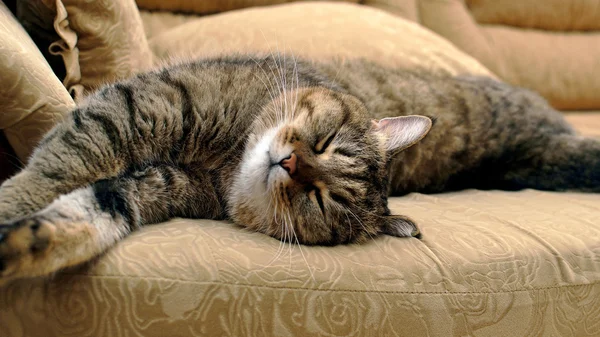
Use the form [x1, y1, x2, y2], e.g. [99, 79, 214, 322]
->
[371, 116, 432, 155]
[380, 215, 421, 239]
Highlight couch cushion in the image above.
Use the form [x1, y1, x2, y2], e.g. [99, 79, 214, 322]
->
[565, 111, 600, 138]
[135, 0, 360, 15]
[1, 190, 599, 336]
[466, 0, 600, 31]
[17, 0, 154, 100]
[0, 1, 74, 162]
[139, 11, 199, 40]
[147, 2, 492, 78]
[135, 0, 419, 21]
[419, 0, 600, 111]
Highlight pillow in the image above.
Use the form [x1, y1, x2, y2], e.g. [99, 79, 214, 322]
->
[136, 0, 420, 22]
[466, 0, 600, 31]
[147, 2, 493, 78]
[135, 0, 360, 15]
[17, 0, 154, 101]
[419, 0, 600, 110]
[0, 1, 74, 162]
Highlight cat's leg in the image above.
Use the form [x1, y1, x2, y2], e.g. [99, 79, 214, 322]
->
[502, 134, 600, 192]
[0, 80, 188, 221]
[0, 115, 127, 222]
[0, 164, 220, 284]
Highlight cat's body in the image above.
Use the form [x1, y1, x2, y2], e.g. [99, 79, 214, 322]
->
[0, 55, 596, 284]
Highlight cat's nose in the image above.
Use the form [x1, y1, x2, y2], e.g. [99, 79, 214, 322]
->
[279, 153, 297, 175]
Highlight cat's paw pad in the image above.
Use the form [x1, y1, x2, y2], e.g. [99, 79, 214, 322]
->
[0, 218, 54, 280]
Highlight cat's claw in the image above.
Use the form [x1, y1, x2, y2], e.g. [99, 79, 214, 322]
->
[0, 218, 54, 283]
[411, 226, 422, 239]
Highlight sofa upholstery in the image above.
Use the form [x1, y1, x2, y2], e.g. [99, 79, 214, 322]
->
[137, 0, 600, 111]
[135, 0, 419, 22]
[143, 2, 492, 77]
[0, 1, 74, 170]
[1, 1, 600, 336]
[2, 190, 600, 336]
[16, 0, 154, 100]
[418, 0, 600, 110]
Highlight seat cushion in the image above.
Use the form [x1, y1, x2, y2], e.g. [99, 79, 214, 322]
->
[1, 190, 599, 336]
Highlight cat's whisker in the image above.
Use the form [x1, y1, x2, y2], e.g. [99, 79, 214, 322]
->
[266, 201, 287, 267]
[263, 51, 283, 124]
[292, 53, 300, 119]
[257, 186, 275, 235]
[278, 50, 289, 124]
[285, 217, 293, 270]
[331, 201, 356, 240]
[0, 151, 24, 169]
[286, 210, 316, 282]
[346, 208, 386, 253]
[276, 182, 314, 281]
[272, 44, 291, 125]
[249, 58, 279, 113]
[283, 46, 295, 121]
[328, 58, 346, 89]
[337, 206, 395, 312]
[265, 58, 285, 123]
[258, 61, 282, 123]
[267, 185, 293, 266]
[275, 183, 293, 268]
[258, 31, 285, 120]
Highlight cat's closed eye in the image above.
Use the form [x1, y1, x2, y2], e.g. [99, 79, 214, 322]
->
[314, 131, 336, 154]
[307, 185, 326, 215]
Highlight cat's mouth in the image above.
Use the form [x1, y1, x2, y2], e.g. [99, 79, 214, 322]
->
[265, 152, 293, 188]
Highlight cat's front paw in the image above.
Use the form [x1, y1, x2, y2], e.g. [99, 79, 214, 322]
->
[380, 215, 422, 239]
[0, 218, 55, 285]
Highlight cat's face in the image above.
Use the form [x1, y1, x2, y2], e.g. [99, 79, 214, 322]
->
[229, 88, 431, 245]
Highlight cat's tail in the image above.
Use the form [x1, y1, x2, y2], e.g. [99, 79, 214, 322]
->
[505, 134, 600, 192]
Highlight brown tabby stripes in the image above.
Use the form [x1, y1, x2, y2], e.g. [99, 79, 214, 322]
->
[0, 54, 599, 284]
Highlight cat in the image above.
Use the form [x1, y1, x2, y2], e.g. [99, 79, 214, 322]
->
[0, 54, 597, 285]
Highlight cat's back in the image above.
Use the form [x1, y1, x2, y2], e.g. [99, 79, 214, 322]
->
[71, 57, 278, 169]
[313, 58, 487, 120]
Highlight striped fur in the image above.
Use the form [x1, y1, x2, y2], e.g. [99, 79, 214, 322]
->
[0, 55, 598, 283]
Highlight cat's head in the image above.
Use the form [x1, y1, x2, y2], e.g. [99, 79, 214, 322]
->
[228, 87, 431, 245]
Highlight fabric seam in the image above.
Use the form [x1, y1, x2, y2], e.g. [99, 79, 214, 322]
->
[59, 273, 600, 295]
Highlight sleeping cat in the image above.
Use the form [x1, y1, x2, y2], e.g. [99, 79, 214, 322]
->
[0, 55, 597, 284]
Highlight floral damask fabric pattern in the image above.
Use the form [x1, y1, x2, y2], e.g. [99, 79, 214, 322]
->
[1, 190, 599, 337]
[2, 2, 599, 336]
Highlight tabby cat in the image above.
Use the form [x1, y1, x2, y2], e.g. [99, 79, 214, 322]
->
[0, 55, 597, 284]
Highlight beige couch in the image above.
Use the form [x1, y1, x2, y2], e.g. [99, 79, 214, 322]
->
[1, 1, 600, 336]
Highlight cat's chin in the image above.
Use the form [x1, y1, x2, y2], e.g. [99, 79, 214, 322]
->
[266, 164, 290, 184]
[228, 126, 289, 227]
